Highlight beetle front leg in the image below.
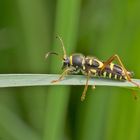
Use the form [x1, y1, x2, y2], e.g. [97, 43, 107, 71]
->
[51, 67, 75, 83]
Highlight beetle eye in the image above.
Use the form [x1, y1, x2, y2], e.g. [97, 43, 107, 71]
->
[63, 57, 69, 64]
[66, 58, 69, 63]
[61, 58, 70, 69]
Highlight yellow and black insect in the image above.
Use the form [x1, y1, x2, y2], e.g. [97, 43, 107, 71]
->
[45, 36, 140, 101]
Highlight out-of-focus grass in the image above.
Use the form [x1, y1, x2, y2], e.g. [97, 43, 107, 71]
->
[76, 1, 140, 140]
[0, 0, 140, 140]
[16, 0, 49, 134]
[43, 0, 81, 140]
[0, 105, 40, 140]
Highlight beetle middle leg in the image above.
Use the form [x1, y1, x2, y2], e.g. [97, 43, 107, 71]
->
[81, 71, 92, 101]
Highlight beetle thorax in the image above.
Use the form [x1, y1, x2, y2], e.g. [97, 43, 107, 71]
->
[69, 54, 85, 68]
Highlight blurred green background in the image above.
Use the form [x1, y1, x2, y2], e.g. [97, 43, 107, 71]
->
[0, 0, 140, 140]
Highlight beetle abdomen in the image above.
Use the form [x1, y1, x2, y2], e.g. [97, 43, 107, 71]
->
[99, 63, 133, 80]
[82, 56, 133, 81]
[86, 61, 133, 80]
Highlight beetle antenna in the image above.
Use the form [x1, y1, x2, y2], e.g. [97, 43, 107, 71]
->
[45, 52, 59, 60]
[56, 35, 67, 59]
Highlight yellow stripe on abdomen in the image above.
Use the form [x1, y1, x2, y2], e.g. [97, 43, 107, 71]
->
[103, 72, 107, 77]
[109, 73, 112, 78]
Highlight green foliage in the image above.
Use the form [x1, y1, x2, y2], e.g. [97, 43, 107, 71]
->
[0, 0, 140, 140]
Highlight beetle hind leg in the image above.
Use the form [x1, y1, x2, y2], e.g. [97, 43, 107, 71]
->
[100, 54, 140, 88]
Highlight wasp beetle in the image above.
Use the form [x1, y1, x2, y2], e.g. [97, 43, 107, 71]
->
[45, 36, 140, 101]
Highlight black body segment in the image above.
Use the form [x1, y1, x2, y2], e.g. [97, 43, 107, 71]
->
[85, 56, 103, 68]
[71, 54, 85, 68]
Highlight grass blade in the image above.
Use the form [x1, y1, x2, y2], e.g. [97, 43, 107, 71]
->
[0, 74, 139, 88]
